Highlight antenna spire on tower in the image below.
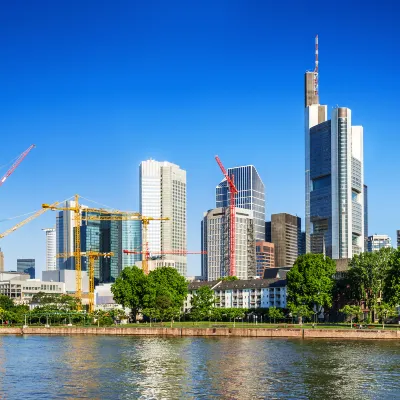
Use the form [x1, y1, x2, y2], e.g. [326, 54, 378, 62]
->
[314, 35, 319, 96]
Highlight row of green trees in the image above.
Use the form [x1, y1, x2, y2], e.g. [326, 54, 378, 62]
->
[0, 295, 28, 324]
[111, 266, 187, 322]
[286, 248, 400, 324]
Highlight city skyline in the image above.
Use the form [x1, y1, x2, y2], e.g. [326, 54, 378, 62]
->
[0, 2, 398, 277]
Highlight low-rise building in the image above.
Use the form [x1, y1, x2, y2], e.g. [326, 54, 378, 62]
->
[135, 259, 176, 273]
[0, 276, 65, 305]
[185, 279, 287, 312]
[367, 235, 392, 252]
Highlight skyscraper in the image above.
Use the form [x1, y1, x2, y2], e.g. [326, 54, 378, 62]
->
[140, 160, 187, 276]
[121, 220, 142, 268]
[56, 200, 77, 270]
[364, 184, 368, 251]
[304, 38, 364, 259]
[216, 165, 265, 241]
[17, 259, 35, 279]
[269, 213, 301, 267]
[43, 228, 56, 271]
[397, 230, 400, 248]
[201, 207, 256, 280]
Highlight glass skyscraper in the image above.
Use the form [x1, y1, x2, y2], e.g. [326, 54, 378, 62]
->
[216, 165, 265, 241]
[121, 220, 142, 268]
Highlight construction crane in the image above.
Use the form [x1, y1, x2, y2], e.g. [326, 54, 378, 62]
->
[57, 251, 113, 313]
[0, 201, 59, 239]
[215, 155, 238, 277]
[0, 144, 35, 188]
[86, 215, 169, 275]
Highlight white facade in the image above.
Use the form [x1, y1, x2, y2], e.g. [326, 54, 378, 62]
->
[367, 235, 392, 252]
[140, 160, 187, 276]
[185, 279, 287, 311]
[135, 259, 176, 273]
[43, 228, 56, 271]
[42, 270, 89, 294]
[201, 207, 256, 280]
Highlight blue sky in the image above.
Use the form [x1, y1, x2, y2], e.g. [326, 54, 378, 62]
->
[0, 0, 399, 277]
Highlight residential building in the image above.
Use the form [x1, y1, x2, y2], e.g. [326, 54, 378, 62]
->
[268, 213, 301, 267]
[0, 248, 4, 272]
[364, 184, 368, 250]
[367, 235, 392, 252]
[17, 259, 35, 279]
[185, 279, 287, 312]
[0, 276, 64, 305]
[140, 160, 187, 276]
[42, 228, 56, 271]
[201, 207, 256, 281]
[262, 267, 291, 280]
[256, 241, 275, 277]
[304, 41, 364, 259]
[216, 165, 265, 241]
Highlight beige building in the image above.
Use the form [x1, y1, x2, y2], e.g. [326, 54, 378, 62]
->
[0, 248, 4, 272]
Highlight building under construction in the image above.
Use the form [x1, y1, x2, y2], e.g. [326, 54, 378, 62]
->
[201, 207, 256, 281]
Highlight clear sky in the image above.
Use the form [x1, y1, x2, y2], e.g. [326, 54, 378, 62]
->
[0, 0, 399, 278]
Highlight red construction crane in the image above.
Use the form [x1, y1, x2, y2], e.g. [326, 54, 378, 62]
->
[215, 155, 238, 277]
[0, 144, 35, 188]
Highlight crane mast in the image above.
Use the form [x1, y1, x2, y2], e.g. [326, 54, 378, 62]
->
[215, 156, 238, 277]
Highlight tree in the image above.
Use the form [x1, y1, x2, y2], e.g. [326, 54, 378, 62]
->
[111, 266, 149, 321]
[0, 295, 14, 310]
[287, 254, 336, 315]
[147, 267, 188, 325]
[375, 303, 397, 329]
[384, 248, 400, 306]
[347, 248, 394, 319]
[190, 286, 215, 322]
[288, 304, 312, 325]
[268, 307, 284, 324]
[220, 276, 238, 281]
[339, 305, 362, 327]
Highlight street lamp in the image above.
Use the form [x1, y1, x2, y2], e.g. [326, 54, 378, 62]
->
[45, 314, 50, 328]
[255, 315, 258, 325]
[23, 314, 28, 329]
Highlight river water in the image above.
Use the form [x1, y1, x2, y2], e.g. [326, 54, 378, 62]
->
[0, 335, 399, 399]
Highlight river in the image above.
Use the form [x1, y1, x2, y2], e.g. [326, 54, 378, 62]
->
[0, 335, 399, 399]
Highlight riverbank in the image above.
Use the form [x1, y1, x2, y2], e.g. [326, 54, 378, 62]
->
[1, 326, 400, 339]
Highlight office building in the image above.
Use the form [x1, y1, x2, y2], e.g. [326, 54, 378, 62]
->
[121, 220, 142, 268]
[0, 248, 4, 272]
[185, 279, 287, 311]
[42, 228, 56, 271]
[397, 230, 400, 248]
[140, 160, 187, 276]
[201, 207, 256, 281]
[16, 259, 35, 279]
[56, 200, 78, 270]
[216, 165, 265, 241]
[136, 259, 175, 273]
[364, 184, 368, 251]
[305, 38, 365, 259]
[265, 221, 271, 242]
[299, 232, 306, 255]
[42, 270, 89, 295]
[268, 213, 301, 267]
[256, 242, 275, 277]
[367, 235, 392, 252]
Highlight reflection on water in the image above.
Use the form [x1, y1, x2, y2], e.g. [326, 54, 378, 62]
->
[0, 335, 399, 399]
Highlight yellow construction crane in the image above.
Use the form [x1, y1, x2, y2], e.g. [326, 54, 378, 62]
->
[0, 201, 59, 239]
[84, 215, 169, 274]
[57, 250, 113, 313]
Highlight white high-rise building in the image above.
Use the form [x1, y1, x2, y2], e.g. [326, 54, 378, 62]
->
[201, 207, 256, 281]
[43, 228, 56, 271]
[139, 160, 187, 276]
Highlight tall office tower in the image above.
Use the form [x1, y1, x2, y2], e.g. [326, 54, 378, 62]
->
[42, 228, 56, 271]
[56, 200, 78, 270]
[216, 165, 265, 241]
[201, 207, 256, 280]
[265, 221, 271, 242]
[0, 248, 4, 272]
[367, 235, 392, 252]
[140, 160, 187, 276]
[307, 107, 364, 259]
[304, 38, 364, 258]
[270, 213, 301, 267]
[17, 259, 35, 279]
[364, 184, 368, 251]
[397, 230, 400, 248]
[299, 232, 306, 256]
[121, 220, 142, 268]
[256, 241, 275, 277]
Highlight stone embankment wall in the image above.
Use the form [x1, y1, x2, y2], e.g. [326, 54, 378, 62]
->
[0, 327, 400, 339]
